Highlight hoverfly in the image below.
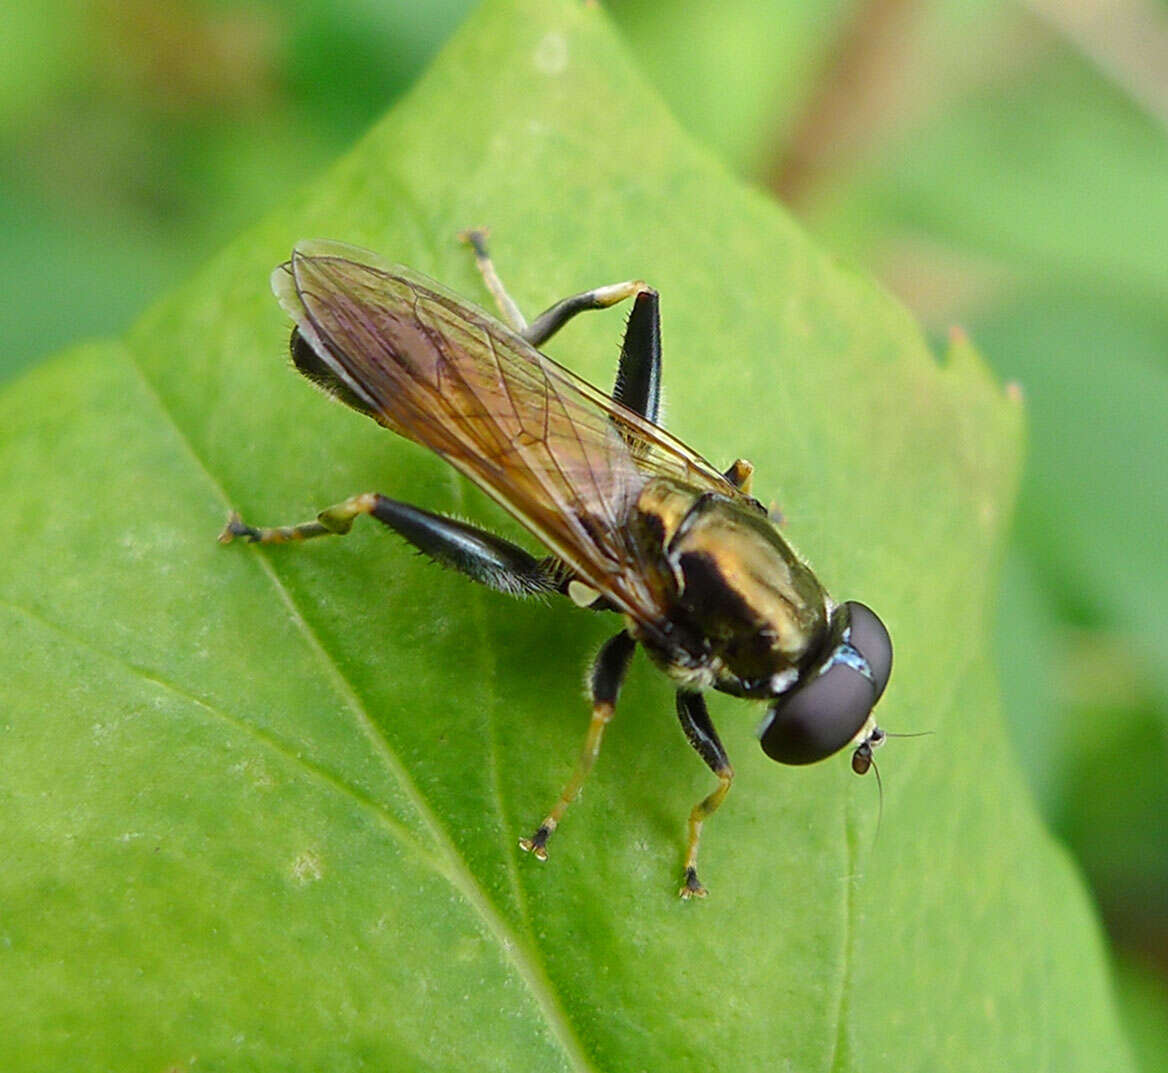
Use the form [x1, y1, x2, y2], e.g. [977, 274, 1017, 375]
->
[220, 232, 893, 898]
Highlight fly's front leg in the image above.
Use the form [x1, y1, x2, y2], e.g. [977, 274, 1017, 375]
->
[220, 493, 556, 596]
[675, 690, 734, 899]
[460, 229, 650, 349]
[520, 630, 637, 860]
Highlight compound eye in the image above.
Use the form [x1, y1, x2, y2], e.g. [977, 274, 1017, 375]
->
[757, 602, 893, 766]
[844, 602, 892, 702]
[759, 657, 878, 764]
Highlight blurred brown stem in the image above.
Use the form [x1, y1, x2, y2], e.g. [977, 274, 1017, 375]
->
[1023, 0, 1168, 135]
[766, 0, 920, 207]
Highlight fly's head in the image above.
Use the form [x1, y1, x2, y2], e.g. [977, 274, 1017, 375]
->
[756, 601, 893, 774]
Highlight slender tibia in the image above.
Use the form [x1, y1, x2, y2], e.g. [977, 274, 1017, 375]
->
[218, 493, 381, 544]
[220, 493, 556, 596]
[523, 280, 649, 349]
[518, 703, 612, 861]
[680, 768, 734, 899]
[460, 228, 528, 333]
[520, 630, 636, 859]
[675, 690, 735, 898]
[460, 227, 648, 349]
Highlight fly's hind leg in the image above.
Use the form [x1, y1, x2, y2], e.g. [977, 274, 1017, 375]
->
[460, 228, 530, 333]
[520, 629, 637, 860]
[611, 286, 662, 423]
[220, 493, 557, 596]
[675, 690, 734, 899]
[460, 229, 650, 349]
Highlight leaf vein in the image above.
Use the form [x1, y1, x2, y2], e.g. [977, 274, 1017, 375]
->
[120, 346, 600, 1073]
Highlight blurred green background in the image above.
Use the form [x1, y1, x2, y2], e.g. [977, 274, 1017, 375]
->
[2, 0, 1165, 1063]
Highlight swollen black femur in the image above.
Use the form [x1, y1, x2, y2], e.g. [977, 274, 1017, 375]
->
[758, 602, 892, 765]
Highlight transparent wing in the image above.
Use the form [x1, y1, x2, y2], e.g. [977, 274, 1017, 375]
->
[273, 240, 747, 621]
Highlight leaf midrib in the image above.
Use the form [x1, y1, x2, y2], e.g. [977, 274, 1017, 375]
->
[121, 343, 600, 1073]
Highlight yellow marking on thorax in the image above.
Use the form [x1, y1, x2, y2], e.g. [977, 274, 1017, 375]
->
[673, 508, 824, 657]
[634, 478, 701, 547]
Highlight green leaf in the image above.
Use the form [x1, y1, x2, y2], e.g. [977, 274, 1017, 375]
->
[1116, 955, 1168, 1073]
[979, 297, 1168, 704]
[0, 1, 1134, 1069]
[831, 53, 1168, 305]
[802, 24, 1168, 942]
[606, 0, 855, 172]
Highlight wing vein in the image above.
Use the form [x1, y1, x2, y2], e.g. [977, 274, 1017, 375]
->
[281, 244, 752, 626]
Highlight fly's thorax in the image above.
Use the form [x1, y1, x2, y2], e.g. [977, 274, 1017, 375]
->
[628, 477, 701, 550]
[627, 618, 719, 691]
[630, 478, 829, 690]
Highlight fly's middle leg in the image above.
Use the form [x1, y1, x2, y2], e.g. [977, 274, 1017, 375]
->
[221, 493, 557, 596]
[219, 493, 379, 544]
